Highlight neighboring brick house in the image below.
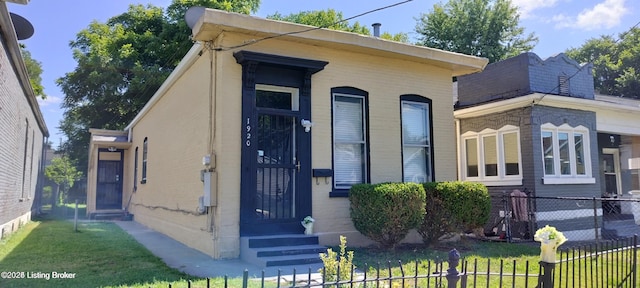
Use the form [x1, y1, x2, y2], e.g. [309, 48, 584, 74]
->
[0, 1, 49, 238]
[86, 8, 488, 260]
[455, 52, 640, 240]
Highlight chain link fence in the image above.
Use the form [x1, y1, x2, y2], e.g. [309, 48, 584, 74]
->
[486, 192, 640, 243]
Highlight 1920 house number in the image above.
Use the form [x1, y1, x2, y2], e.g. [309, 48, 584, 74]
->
[245, 117, 251, 147]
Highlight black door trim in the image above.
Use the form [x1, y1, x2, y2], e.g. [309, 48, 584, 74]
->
[96, 148, 124, 210]
[235, 51, 328, 236]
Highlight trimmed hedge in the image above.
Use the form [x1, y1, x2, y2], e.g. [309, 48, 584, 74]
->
[349, 182, 425, 249]
[418, 182, 454, 245]
[418, 181, 491, 244]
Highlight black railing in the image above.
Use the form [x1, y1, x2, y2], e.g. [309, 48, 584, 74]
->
[169, 235, 638, 287]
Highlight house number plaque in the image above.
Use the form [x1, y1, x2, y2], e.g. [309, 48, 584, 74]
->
[245, 117, 251, 147]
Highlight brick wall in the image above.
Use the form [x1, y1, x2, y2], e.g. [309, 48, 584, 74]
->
[457, 52, 595, 107]
[529, 105, 600, 199]
[0, 31, 46, 238]
[457, 53, 531, 107]
[528, 53, 594, 99]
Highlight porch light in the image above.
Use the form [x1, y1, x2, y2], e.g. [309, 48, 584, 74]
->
[108, 146, 117, 152]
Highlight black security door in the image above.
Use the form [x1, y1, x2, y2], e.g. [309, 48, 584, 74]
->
[96, 150, 123, 210]
[235, 51, 328, 236]
[241, 86, 310, 235]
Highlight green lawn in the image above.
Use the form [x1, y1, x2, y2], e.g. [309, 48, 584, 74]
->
[0, 216, 242, 288]
[1, 217, 635, 287]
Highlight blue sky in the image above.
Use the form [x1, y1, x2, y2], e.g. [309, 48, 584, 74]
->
[8, 0, 638, 147]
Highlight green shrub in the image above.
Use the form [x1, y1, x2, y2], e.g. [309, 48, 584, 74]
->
[418, 182, 490, 244]
[319, 235, 354, 285]
[349, 182, 425, 249]
[437, 181, 491, 231]
[418, 182, 455, 245]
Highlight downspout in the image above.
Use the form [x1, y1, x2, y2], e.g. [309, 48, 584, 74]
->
[208, 32, 223, 258]
[456, 119, 462, 181]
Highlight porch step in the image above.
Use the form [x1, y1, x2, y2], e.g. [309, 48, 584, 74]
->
[241, 234, 326, 268]
[603, 218, 640, 239]
[89, 211, 132, 221]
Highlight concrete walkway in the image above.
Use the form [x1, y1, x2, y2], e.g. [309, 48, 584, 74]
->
[114, 220, 324, 280]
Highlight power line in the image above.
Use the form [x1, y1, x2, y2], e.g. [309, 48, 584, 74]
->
[534, 19, 640, 105]
[214, 0, 414, 51]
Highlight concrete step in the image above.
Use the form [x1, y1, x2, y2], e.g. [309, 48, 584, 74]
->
[603, 219, 640, 239]
[246, 234, 319, 248]
[90, 211, 130, 220]
[259, 254, 324, 267]
[255, 245, 328, 258]
[241, 234, 325, 268]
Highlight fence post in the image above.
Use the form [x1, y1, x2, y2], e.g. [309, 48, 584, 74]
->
[633, 235, 637, 288]
[242, 270, 248, 288]
[446, 248, 460, 288]
[593, 197, 599, 241]
[74, 199, 78, 232]
[537, 261, 555, 287]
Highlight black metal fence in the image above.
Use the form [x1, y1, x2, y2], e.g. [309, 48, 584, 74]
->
[487, 192, 640, 243]
[169, 235, 638, 288]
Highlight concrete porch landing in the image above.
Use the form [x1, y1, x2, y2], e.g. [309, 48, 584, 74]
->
[115, 220, 324, 279]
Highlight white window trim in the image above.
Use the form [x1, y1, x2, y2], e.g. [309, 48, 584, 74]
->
[332, 93, 368, 190]
[461, 125, 522, 186]
[256, 84, 300, 111]
[541, 123, 595, 184]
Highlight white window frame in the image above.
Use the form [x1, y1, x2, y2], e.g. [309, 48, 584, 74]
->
[461, 125, 522, 186]
[255, 84, 300, 111]
[401, 99, 432, 183]
[332, 93, 368, 190]
[540, 123, 595, 184]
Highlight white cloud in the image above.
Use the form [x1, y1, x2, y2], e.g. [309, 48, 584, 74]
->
[37, 95, 62, 108]
[575, 0, 628, 30]
[553, 0, 628, 30]
[511, 0, 560, 19]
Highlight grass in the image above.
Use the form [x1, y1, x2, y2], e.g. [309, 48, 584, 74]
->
[342, 239, 543, 287]
[0, 216, 212, 288]
[1, 217, 637, 287]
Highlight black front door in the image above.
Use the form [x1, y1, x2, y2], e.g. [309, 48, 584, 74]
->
[96, 150, 123, 210]
[241, 85, 312, 235]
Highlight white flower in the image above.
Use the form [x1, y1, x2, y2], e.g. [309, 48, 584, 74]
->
[534, 225, 567, 247]
[302, 216, 314, 226]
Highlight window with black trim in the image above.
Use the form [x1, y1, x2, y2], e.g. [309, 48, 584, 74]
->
[331, 87, 369, 195]
[400, 95, 433, 183]
[134, 147, 139, 191]
[142, 138, 148, 184]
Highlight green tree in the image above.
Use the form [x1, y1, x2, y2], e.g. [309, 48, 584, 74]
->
[267, 9, 409, 42]
[20, 44, 45, 99]
[57, 0, 259, 173]
[566, 28, 640, 99]
[415, 0, 537, 63]
[45, 156, 83, 207]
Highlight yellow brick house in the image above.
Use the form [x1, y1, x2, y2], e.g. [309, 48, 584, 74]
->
[86, 8, 487, 260]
